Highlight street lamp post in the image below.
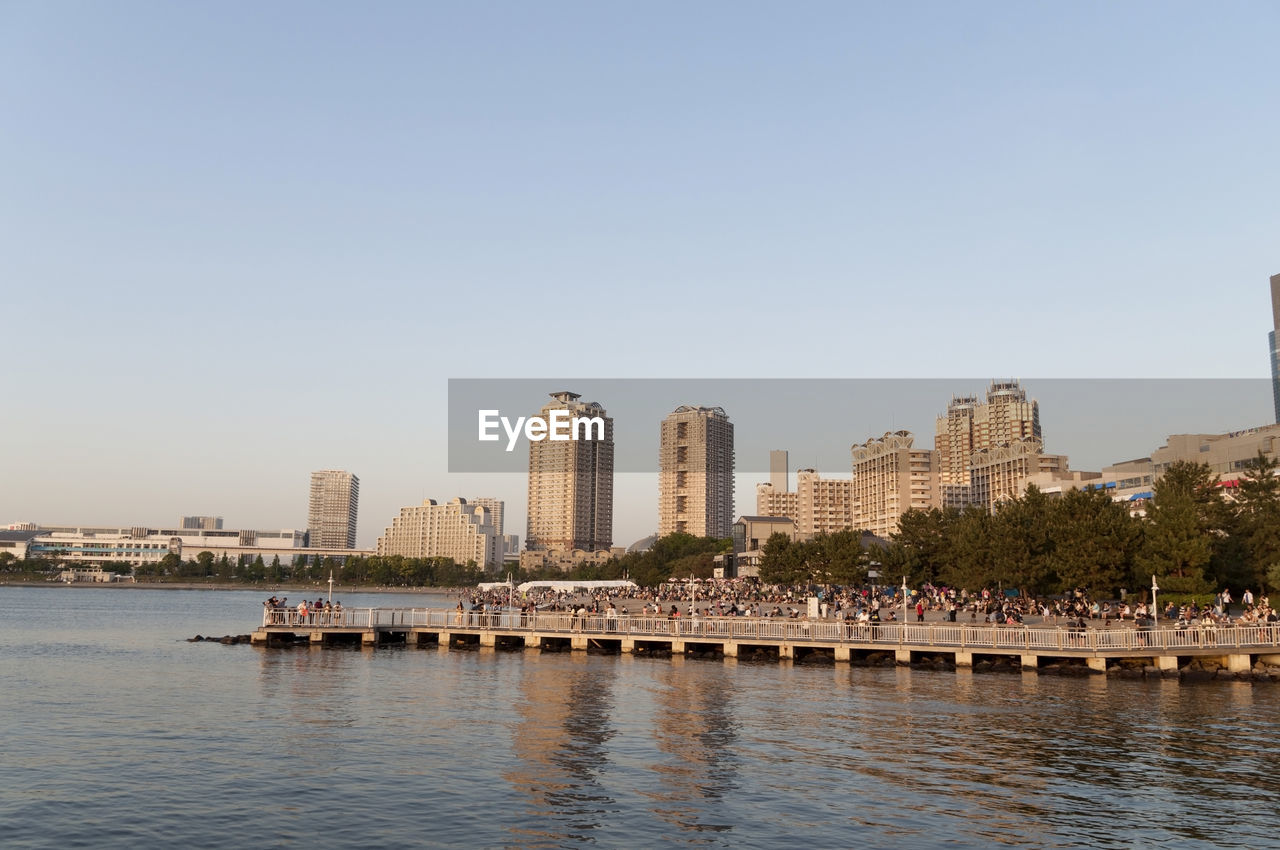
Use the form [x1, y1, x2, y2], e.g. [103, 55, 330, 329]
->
[328, 570, 334, 605]
[1151, 575, 1159, 627]
[902, 576, 909, 625]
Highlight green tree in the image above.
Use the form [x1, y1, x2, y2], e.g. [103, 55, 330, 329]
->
[1232, 451, 1280, 593]
[157, 552, 181, 576]
[939, 508, 999, 591]
[986, 486, 1055, 595]
[887, 507, 959, 585]
[1046, 486, 1142, 596]
[195, 551, 215, 577]
[1137, 460, 1218, 595]
[758, 532, 806, 585]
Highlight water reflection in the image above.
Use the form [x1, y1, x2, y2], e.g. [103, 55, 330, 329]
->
[644, 662, 740, 837]
[504, 655, 619, 847]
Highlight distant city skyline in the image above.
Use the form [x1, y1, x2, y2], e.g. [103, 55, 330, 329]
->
[3, 4, 1277, 548]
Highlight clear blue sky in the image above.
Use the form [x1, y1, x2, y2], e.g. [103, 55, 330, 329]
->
[3, 1, 1278, 547]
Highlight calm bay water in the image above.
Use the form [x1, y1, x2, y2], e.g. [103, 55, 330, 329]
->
[1, 586, 1278, 849]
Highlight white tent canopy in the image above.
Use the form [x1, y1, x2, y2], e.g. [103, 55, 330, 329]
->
[477, 581, 514, 591]
[516, 579, 638, 594]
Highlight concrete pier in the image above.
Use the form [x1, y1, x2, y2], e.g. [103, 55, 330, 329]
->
[251, 607, 1280, 679]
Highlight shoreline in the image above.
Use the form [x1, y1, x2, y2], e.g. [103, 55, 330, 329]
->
[0, 580, 460, 595]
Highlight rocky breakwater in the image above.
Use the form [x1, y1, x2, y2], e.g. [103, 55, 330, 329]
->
[188, 634, 254, 645]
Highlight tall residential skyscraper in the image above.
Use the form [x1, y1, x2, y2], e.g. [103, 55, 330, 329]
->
[658, 406, 735, 539]
[308, 470, 359, 549]
[1270, 273, 1280, 424]
[526, 392, 614, 552]
[935, 381, 1041, 507]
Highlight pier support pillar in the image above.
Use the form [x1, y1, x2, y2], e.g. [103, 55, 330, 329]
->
[480, 632, 496, 647]
[362, 631, 378, 646]
[620, 638, 635, 654]
[954, 651, 973, 667]
[251, 631, 268, 646]
[310, 631, 324, 645]
[723, 641, 739, 658]
[1087, 657, 1107, 673]
[1020, 654, 1038, 669]
[571, 636, 589, 651]
[834, 645, 850, 663]
[671, 640, 686, 655]
[895, 649, 912, 666]
[1227, 654, 1252, 673]
[778, 644, 793, 660]
[1157, 655, 1179, 671]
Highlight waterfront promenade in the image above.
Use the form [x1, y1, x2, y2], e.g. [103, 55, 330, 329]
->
[254, 606, 1280, 675]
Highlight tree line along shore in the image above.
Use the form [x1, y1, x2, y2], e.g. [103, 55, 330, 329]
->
[3, 457, 1278, 605]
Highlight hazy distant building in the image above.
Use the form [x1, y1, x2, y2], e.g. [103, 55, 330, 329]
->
[936, 381, 1041, 507]
[180, 516, 222, 531]
[21, 523, 314, 565]
[526, 392, 614, 552]
[375, 497, 499, 568]
[1270, 273, 1280, 423]
[770, 449, 789, 492]
[469, 498, 505, 537]
[658, 405, 735, 539]
[308, 470, 359, 549]
[851, 431, 938, 537]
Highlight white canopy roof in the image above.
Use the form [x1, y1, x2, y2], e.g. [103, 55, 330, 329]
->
[516, 579, 638, 593]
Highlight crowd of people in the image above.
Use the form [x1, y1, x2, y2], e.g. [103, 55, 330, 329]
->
[265, 580, 1278, 635]
[263, 595, 346, 626]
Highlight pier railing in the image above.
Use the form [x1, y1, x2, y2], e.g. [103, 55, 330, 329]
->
[262, 607, 1280, 652]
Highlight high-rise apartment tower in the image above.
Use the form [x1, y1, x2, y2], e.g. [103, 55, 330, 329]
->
[935, 381, 1040, 507]
[526, 392, 614, 551]
[658, 406, 735, 539]
[307, 470, 359, 549]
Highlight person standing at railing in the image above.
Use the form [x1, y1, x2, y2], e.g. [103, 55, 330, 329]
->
[296, 600, 308, 626]
[605, 602, 618, 632]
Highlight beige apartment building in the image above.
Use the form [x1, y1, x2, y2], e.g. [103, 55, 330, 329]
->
[968, 439, 1070, 511]
[755, 482, 799, 522]
[375, 497, 499, 568]
[796, 469, 853, 535]
[851, 431, 938, 537]
[936, 381, 1041, 508]
[658, 405, 734, 539]
[526, 391, 614, 552]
